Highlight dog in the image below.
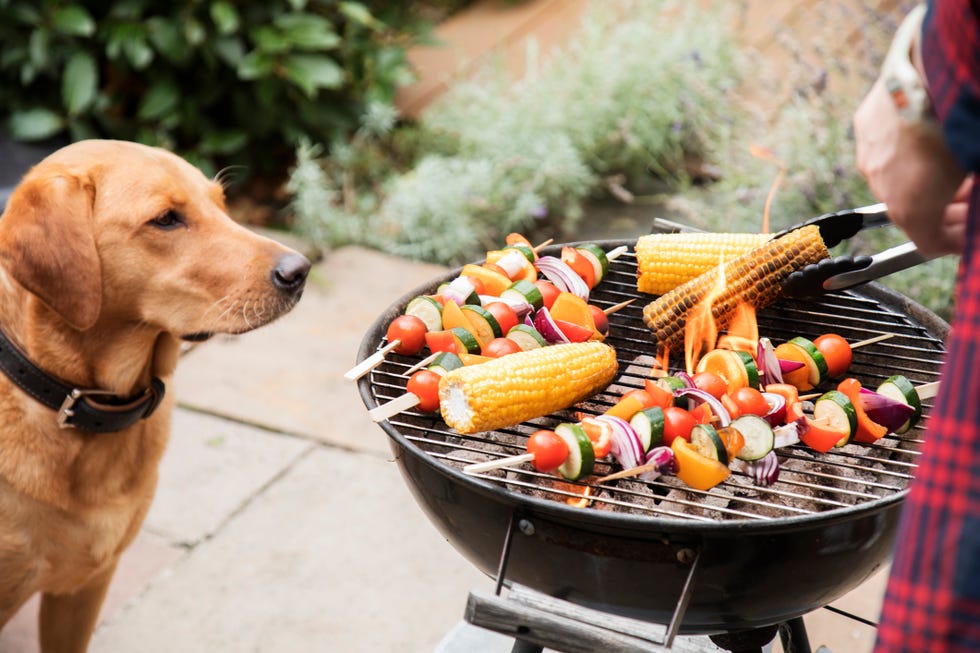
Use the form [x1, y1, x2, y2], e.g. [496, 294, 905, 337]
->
[0, 140, 310, 651]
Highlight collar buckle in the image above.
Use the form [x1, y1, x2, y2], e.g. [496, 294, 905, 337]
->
[57, 388, 118, 430]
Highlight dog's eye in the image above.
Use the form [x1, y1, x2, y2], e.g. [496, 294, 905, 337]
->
[150, 210, 185, 230]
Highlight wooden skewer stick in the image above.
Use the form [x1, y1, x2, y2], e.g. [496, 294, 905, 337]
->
[464, 453, 535, 475]
[344, 340, 401, 381]
[916, 380, 941, 400]
[368, 393, 420, 422]
[597, 461, 661, 483]
[533, 238, 554, 252]
[605, 245, 629, 261]
[403, 351, 440, 376]
[603, 298, 636, 315]
[851, 333, 895, 349]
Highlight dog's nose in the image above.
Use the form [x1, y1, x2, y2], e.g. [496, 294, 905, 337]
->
[272, 252, 311, 294]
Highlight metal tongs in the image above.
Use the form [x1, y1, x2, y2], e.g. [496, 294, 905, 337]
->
[775, 203, 936, 296]
[651, 203, 937, 296]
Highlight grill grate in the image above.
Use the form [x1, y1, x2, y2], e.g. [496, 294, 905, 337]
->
[366, 245, 946, 523]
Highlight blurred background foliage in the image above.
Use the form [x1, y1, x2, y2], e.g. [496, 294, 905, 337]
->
[0, 0, 469, 178]
[0, 0, 956, 321]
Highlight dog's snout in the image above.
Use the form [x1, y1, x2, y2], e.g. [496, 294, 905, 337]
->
[272, 253, 311, 293]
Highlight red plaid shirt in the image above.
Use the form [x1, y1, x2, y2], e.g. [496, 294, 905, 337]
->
[874, 2, 980, 651]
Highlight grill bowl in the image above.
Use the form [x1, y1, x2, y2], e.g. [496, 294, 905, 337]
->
[357, 240, 947, 633]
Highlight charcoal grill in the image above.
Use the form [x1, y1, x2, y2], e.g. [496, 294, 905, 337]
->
[356, 239, 948, 650]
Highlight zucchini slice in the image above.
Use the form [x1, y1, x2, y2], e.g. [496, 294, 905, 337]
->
[506, 324, 547, 351]
[404, 295, 443, 332]
[787, 337, 829, 387]
[500, 279, 544, 311]
[731, 414, 775, 461]
[690, 423, 728, 465]
[813, 390, 857, 447]
[630, 406, 665, 452]
[555, 422, 595, 481]
[876, 375, 923, 434]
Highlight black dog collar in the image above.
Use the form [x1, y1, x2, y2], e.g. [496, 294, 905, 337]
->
[0, 327, 165, 433]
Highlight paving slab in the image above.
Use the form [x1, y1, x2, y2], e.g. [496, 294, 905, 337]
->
[90, 446, 493, 653]
[143, 409, 314, 546]
[172, 246, 447, 454]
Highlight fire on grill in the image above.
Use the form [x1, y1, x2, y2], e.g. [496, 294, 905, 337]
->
[355, 235, 948, 634]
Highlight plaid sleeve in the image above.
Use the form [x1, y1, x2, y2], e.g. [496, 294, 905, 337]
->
[921, 0, 980, 170]
[874, 3, 980, 651]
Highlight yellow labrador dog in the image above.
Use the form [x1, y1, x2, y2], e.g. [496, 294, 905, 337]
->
[0, 140, 310, 651]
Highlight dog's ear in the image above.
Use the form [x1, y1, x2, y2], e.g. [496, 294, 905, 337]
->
[0, 169, 102, 330]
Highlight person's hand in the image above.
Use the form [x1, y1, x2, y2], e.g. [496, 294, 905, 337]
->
[854, 78, 968, 256]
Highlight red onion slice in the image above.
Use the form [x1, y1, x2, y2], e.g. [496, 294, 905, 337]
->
[535, 256, 590, 301]
[675, 387, 732, 427]
[744, 450, 780, 486]
[760, 392, 787, 427]
[757, 337, 782, 385]
[639, 445, 678, 480]
[533, 307, 570, 344]
[596, 414, 644, 470]
[773, 420, 801, 448]
[859, 387, 915, 432]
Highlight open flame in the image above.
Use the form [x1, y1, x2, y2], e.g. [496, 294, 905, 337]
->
[684, 261, 725, 375]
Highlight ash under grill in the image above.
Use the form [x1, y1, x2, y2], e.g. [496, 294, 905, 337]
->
[365, 246, 947, 523]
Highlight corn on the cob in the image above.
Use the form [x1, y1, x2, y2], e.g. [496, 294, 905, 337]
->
[439, 341, 618, 435]
[643, 225, 829, 353]
[636, 232, 772, 295]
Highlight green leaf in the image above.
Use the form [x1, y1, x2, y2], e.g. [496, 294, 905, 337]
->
[183, 17, 206, 46]
[124, 36, 154, 69]
[199, 129, 248, 155]
[50, 5, 96, 37]
[210, 1, 240, 35]
[212, 36, 245, 67]
[137, 78, 179, 120]
[28, 29, 50, 70]
[273, 14, 341, 50]
[147, 17, 188, 65]
[339, 2, 380, 29]
[8, 108, 65, 141]
[62, 51, 98, 115]
[281, 54, 344, 98]
[237, 51, 274, 80]
[250, 25, 290, 54]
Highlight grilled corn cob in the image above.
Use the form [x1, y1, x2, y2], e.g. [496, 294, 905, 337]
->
[439, 341, 618, 434]
[636, 232, 773, 295]
[643, 225, 829, 353]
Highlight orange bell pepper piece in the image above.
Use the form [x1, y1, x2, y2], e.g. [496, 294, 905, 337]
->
[837, 378, 888, 443]
[643, 379, 675, 409]
[605, 389, 655, 421]
[800, 417, 850, 453]
[671, 437, 731, 491]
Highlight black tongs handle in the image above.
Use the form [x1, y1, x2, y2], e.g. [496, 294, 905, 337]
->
[773, 203, 891, 248]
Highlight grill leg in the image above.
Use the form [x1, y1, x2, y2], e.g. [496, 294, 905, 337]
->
[709, 625, 778, 653]
[778, 617, 812, 653]
[510, 638, 543, 653]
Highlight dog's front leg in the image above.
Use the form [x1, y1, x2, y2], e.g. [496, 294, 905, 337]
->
[39, 561, 116, 653]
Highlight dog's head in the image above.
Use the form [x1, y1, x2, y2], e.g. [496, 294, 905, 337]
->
[0, 140, 310, 339]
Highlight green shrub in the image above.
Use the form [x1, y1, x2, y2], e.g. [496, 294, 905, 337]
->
[288, 0, 745, 264]
[0, 1, 440, 177]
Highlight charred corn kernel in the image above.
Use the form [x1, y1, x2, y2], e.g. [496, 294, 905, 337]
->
[636, 232, 772, 295]
[439, 341, 618, 435]
[643, 225, 829, 353]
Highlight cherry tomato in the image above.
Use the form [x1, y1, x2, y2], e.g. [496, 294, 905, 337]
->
[484, 301, 518, 335]
[692, 371, 727, 399]
[406, 369, 441, 412]
[386, 315, 427, 355]
[814, 333, 853, 378]
[729, 386, 771, 417]
[533, 279, 562, 309]
[662, 406, 697, 445]
[526, 429, 569, 472]
[588, 304, 609, 336]
[482, 337, 522, 358]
